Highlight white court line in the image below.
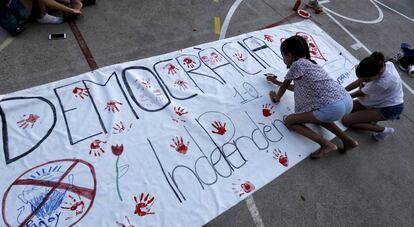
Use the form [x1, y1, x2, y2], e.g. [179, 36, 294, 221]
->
[220, 1, 266, 226]
[0, 37, 14, 52]
[373, 0, 414, 22]
[246, 195, 266, 227]
[318, 0, 330, 4]
[322, 0, 383, 24]
[324, 12, 371, 53]
[219, 0, 244, 40]
[325, 11, 414, 96]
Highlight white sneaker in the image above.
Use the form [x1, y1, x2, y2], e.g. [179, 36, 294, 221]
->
[372, 127, 395, 141]
[37, 14, 64, 24]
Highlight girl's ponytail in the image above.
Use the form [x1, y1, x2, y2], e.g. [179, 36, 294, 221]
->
[280, 35, 316, 64]
[298, 36, 317, 64]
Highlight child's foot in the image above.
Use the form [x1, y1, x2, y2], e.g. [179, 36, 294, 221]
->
[372, 127, 395, 141]
[310, 144, 337, 159]
[269, 91, 279, 103]
[37, 14, 64, 24]
[338, 139, 359, 154]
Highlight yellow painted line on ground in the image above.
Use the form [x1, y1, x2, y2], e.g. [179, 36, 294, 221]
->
[213, 0, 219, 3]
[214, 16, 221, 35]
[0, 37, 14, 52]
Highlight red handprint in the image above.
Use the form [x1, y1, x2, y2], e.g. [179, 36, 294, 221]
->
[264, 34, 273, 42]
[105, 100, 123, 112]
[232, 179, 255, 197]
[174, 106, 188, 116]
[16, 114, 39, 129]
[174, 80, 189, 90]
[72, 87, 89, 99]
[163, 63, 179, 75]
[201, 55, 209, 63]
[61, 195, 85, 217]
[134, 193, 155, 217]
[233, 53, 246, 62]
[273, 148, 288, 167]
[211, 121, 226, 135]
[241, 181, 255, 193]
[172, 107, 188, 123]
[262, 104, 274, 117]
[170, 136, 189, 154]
[137, 78, 151, 89]
[183, 58, 196, 68]
[89, 139, 106, 156]
[113, 121, 133, 134]
[116, 216, 135, 227]
[210, 52, 222, 63]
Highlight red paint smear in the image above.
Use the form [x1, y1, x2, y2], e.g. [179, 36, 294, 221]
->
[13, 179, 95, 200]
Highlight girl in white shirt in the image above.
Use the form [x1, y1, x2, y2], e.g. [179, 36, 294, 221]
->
[342, 52, 404, 141]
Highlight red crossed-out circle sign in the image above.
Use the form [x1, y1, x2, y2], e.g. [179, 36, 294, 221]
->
[2, 159, 97, 227]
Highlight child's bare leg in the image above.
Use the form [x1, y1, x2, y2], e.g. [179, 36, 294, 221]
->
[71, 0, 82, 10]
[321, 122, 358, 152]
[40, 0, 79, 14]
[342, 109, 386, 132]
[285, 112, 337, 158]
[36, 0, 47, 17]
[288, 124, 337, 158]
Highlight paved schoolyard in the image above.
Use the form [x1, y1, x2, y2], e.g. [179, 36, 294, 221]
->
[1, 0, 414, 226]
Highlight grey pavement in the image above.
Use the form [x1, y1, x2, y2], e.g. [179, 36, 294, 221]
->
[1, 0, 414, 226]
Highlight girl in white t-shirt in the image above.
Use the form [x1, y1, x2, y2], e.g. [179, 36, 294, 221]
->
[342, 52, 404, 141]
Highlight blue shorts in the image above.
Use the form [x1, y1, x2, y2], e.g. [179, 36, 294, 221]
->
[313, 95, 353, 123]
[8, 0, 30, 20]
[0, 0, 29, 35]
[378, 103, 404, 120]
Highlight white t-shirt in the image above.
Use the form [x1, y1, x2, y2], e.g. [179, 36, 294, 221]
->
[359, 62, 404, 108]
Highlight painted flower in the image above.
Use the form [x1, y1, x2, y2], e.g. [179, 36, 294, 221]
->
[111, 144, 124, 156]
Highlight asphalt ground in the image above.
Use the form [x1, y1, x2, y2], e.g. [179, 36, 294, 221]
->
[1, 0, 414, 226]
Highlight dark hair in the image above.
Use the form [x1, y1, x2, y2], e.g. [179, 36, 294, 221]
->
[280, 35, 316, 65]
[355, 51, 385, 78]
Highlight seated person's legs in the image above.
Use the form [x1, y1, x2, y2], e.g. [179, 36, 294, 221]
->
[0, 0, 30, 35]
[0, 7, 22, 35]
[34, 0, 64, 23]
[9, 0, 32, 21]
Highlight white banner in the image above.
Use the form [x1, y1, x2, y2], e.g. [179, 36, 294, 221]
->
[0, 20, 358, 227]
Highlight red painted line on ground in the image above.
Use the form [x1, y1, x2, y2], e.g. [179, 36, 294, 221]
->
[14, 179, 94, 200]
[69, 21, 98, 70]
[260, 12, 298, 30]
[19, 161, 79, 227]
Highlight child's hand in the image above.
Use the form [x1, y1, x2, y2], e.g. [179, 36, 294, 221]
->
[269, 91, 280, 103]
[266, 74, 278, 84]
[71, 9, 82, 15]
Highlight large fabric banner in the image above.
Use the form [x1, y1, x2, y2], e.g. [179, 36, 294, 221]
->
[0, 20, 358, 227]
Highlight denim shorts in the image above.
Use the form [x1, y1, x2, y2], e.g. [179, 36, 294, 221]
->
[0, 0, 29, 35]
[378, 103, 404, 120]
[313, 95, 353, 123]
